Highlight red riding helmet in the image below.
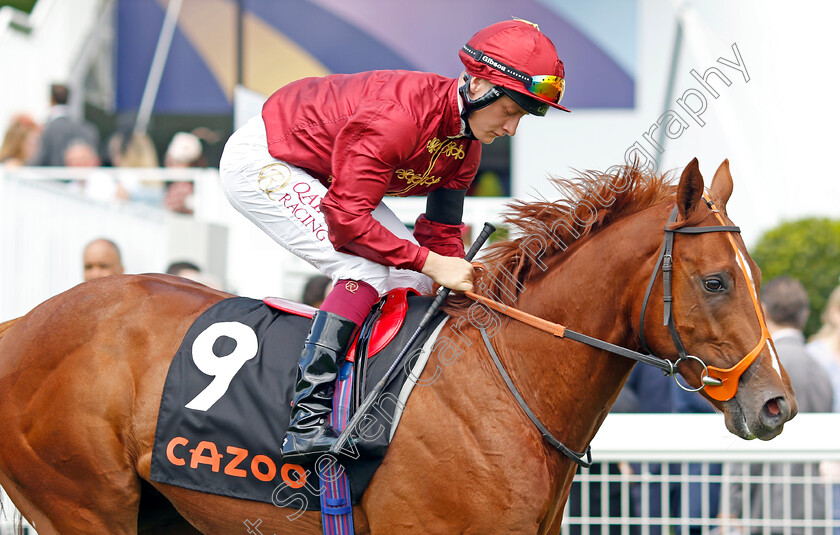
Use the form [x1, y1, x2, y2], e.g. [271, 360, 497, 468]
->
[459, 19, 569, 116]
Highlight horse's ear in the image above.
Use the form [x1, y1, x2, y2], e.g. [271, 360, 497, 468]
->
[709, 159, 733, 214]
[676, 157, 704, 220]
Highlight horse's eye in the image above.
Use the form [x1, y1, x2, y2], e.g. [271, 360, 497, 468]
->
[704, 278, 725, 292]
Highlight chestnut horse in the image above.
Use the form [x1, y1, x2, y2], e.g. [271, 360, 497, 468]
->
[0, 158, 795, 534]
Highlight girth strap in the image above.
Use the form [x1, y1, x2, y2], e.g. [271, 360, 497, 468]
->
[479, 327, 593, 468]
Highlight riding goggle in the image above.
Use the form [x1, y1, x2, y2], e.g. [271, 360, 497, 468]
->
[462, 43, 565, 104]
[527, 75, 565, 103]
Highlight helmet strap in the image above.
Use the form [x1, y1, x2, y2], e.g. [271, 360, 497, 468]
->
[458, 73, 502, 140]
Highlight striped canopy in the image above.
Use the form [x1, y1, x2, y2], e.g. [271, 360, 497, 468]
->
[117, 0, 636, 114]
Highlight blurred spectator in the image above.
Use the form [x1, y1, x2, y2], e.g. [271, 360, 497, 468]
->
[723, 276, 832, 535]
[163, 131, 205, 214]
[165, 131, 206, 168]
[105, 130, 165, 205]
[166, 260, 223, 290]
[809, 284, 840, 409]
[166, 260, 201, 279]
[64, 139, 101, 167]
[83, 238, 124, 281]
[30, 83, 99, 166]
[64, 139, 130, 202]
[0, 114, 41, 168]
[764, 277, 833, 412]
[808, 284, 840, 535]
[107, 130, 160, 168]
[302, 275, 332, 307]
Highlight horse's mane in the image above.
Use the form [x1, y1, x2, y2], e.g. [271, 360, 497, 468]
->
[448, 164, 702, 312]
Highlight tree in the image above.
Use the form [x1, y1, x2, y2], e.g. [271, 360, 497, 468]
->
[0, 1, 37, 14]
[751, 218, 840, 337]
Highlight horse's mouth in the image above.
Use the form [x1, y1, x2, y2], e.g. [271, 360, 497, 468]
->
[728, 406, 757, 440]
[722, 396, 793, 441]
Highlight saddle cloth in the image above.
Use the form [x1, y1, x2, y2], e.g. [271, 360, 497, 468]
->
[150, 292, 446, 510]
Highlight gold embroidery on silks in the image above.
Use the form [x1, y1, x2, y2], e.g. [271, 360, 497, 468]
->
[388, 137, 466, 196]
[427, 138, 465, 160]
[390, 169, 441, 196]
[426, 137, 445, 154]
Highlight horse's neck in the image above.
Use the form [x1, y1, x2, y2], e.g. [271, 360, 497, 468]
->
[491, 207, 666, 451]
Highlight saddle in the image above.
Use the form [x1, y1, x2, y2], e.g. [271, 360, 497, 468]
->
[150, 288, 445, 511]
[264, 287, 419, 407]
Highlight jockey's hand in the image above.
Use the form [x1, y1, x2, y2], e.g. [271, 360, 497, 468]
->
[421, 251, 474, 292]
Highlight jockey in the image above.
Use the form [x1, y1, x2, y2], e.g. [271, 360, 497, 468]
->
[220, 19, 568, 462]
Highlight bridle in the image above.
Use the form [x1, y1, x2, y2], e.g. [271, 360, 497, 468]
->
[464, 194, 774, 466]
[638, 195, 773, 401]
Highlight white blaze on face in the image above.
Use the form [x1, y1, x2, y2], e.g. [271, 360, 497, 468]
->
[734, 245, 782, 379]
[767, 342, 783, 378]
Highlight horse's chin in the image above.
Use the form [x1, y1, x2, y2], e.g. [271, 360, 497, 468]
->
[720, 398, 791, 441]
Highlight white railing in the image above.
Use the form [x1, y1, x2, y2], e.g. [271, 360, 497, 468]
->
[563, 413, 840, 535]
[0, 167, 224, 321]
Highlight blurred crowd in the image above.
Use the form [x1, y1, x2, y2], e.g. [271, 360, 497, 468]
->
[0, 83, 217, 214]
[3, 83, 343, 309]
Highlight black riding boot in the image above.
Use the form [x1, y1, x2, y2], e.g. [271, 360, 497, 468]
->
[281, 311, 357, 462]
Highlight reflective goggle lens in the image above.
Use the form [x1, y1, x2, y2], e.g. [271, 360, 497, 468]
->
[527, 75, 565, 103]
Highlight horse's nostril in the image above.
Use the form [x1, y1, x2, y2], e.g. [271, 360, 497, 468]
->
[751, 397, 792, 440]
[761, 397, 791, 429]
[766, 398, 781, 417]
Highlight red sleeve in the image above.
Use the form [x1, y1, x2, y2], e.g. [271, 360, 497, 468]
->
[413, 214, 466, 258]
[320, 100, 429, 272]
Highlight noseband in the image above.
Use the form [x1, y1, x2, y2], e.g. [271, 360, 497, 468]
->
[465, 195, 774, 465]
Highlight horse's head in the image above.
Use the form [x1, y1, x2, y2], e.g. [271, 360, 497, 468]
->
[638, 158, 797, 440]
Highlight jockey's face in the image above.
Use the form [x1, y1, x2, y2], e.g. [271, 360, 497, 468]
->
[467, 77, 529, 144]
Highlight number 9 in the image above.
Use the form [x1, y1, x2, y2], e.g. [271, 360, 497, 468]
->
[185, 321, 258, 411]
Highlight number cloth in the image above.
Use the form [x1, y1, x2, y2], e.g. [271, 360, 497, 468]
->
[150, 295, 444, 508]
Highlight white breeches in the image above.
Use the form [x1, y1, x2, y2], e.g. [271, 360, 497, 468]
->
[219, 115, 433, 296]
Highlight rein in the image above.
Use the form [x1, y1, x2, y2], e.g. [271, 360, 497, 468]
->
[465, 290, 669, 468]
[464, 291, 675, 374]
[463, 196, 770, 466]
[478, 326, 593, 467]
